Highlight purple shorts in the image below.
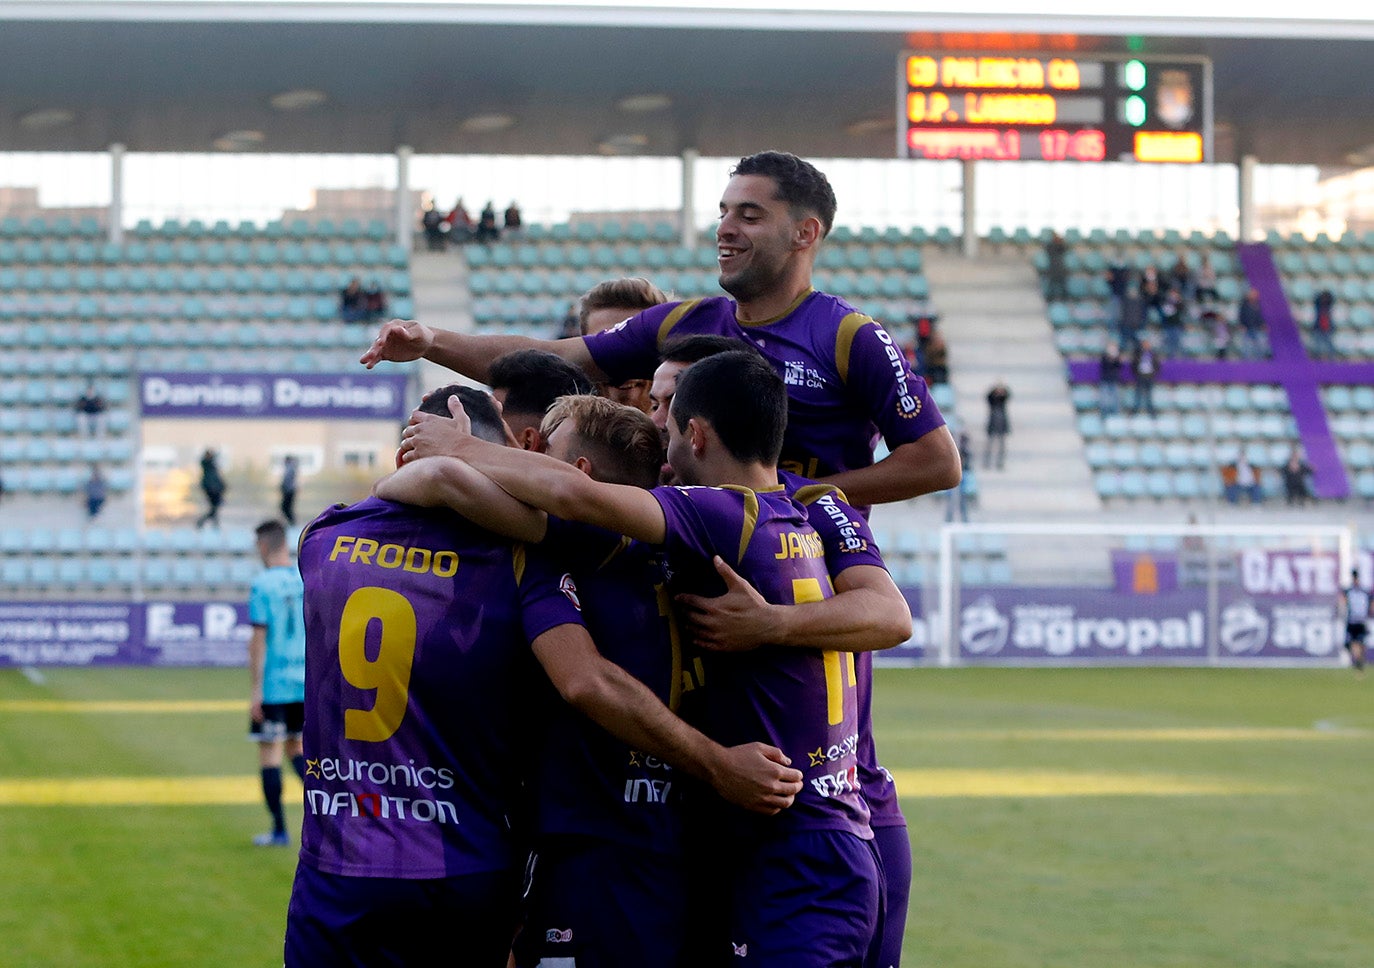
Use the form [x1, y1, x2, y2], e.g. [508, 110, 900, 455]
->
[515, 835, 685, 968]
[867, 824, 911, 968]
[724, 830, 882, 967]
[285, 861, 520, 968]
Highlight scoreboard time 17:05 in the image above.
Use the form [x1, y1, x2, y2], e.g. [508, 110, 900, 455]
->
[898, 53, 1212, 164]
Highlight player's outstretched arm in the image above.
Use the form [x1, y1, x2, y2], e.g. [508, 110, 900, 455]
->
[532, 624, 803, 815]
[678, 557, 911, 653]
[360, 318, 605, 384]
[820, 426, 961, 508]
[403, 397, 668, 543]
[373, 456, 548, 543]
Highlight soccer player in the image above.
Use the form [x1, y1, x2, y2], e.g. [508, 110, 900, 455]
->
[415, 352, 883, 966]
[638, 335, 915, 968]
[286, 386, 798, 968]
[486, 348, 595, 451]
[578, 276, 670, 412]
[1341, 569, 1369, 674]
[363, 150, 959, 512]
[247, 519, 307, 848]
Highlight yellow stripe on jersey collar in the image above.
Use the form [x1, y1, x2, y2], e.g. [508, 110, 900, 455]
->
[736, 288, 815, 328]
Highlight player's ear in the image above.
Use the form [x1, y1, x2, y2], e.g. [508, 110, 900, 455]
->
[572, 455, 594, 478]
[517, 426, 542, 452]
[793, 215, 822, 252]
[687, 417, 709, 455]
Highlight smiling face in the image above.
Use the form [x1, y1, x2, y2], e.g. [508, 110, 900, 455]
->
[715, 174, 801, 305]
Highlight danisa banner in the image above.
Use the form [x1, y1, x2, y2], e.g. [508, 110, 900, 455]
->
[140, 371, 409, 421]
[890, 585, 1344, 666]
[0, 601, 252, 667]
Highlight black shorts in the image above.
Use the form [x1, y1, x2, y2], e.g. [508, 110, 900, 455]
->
[1346, 622, 1368, 646]
[249, 702, 305, 742]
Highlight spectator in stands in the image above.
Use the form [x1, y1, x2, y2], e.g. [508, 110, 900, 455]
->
[476, 201, 500, 244]
[1129, 338, 1159, 417]
[1098, 341, 1123, 416]
[503, 201, 523, 233]
[1203, 305, 1231, 359]
[578, 277, 670, 413]
[1118, 287, 1145, 356]
[1158, 287, 1185, 357]
[196, 448, 226, 530]
[923, 329, 949, 384]
[984, 378, 1010, 470]
[279, 455, 299, 526]
[1195, 253, 1219, 304]
[1140, 266, 1163, 325]
[556, 302, 582, 339]
[84, 465, 106, 520]
[945, 429, 974, 523]
[421, 201, 446, 251]
[1167, 252, 1195, 304]
[1313, 288, 1337, 358]
[75, 380, 106, 437]
[1281, 447, 1313, 506]
[912, 311, 936, 360]
[339, 276, 366, 323]
[447, 198, 473, 244]
[1106, 257, 1134, 339]
[1044, 231, 1069, 302]
[363, 279, 386, 323]
[1238, 288, 1266, 359]
[1224, 454, 1263, 504]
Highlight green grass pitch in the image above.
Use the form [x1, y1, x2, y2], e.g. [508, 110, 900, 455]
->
[2, 665, 1372, 967]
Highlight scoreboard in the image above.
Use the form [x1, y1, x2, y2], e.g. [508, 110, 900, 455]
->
[898, 52, 1212, 163]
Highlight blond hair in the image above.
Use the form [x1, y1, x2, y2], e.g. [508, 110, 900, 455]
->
[541, 395, 662, 489]
[578, 277, 669, 334]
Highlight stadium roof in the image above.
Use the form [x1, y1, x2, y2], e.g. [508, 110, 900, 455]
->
[2, 1, 1372, 166]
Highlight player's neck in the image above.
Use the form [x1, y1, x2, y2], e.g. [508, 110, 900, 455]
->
[695, 460, 779, 493]
[734, 273, 814, 324]
[266, 551, 291, 568]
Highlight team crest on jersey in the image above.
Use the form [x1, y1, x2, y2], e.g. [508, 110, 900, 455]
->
[732, 942, 749, 957]
[558, 574, 582, 611]
[546, 928, 574, 943]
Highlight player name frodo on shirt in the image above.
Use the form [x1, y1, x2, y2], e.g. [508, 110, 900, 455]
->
[326, 535, 460, 578]
[873, 327, 922, 420]
[305, 789, 461, 824]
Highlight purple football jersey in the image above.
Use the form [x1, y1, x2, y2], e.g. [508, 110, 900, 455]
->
[652, 483, 871, 840]
[584, 293, 945, 512]
[532, 517, 684, 853]
[780, 470, 906, 830]
[295, 496, 581, 880]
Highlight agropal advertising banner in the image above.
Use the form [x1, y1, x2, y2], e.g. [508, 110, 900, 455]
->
[890, 579, 1345, 666]
[140, 371, 409, 421]
[0, 601, 252, 667]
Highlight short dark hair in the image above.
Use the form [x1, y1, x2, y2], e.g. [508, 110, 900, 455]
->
[417, 384, 508, 444]
[541, 395, 662, 490]
[579, 277, 669, 334]
[731, 151, 837, 237]
[660, 334, 752, 367]
[254, 519, 287, 551]
[488, 350, 595, 418]
[671, 350, 787, 466]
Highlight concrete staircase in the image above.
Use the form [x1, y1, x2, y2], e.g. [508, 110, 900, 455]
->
[923, 248, 1099, 521]
[407, 249, 477, 388]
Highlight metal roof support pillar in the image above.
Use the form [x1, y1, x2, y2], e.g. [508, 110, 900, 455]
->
[395, 145, 413, 251]
[680, 147, 698, 249]
[961, 159, 978, 258]
[109, 143, 125, 245]
[1238, 154, 1257, 243]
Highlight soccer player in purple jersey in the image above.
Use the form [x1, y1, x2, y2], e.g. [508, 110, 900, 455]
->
[405, 352, 887, 966]
[285, 386, 801, 968]
[363, 150, 959, 512]
[642, 337, 916, 968]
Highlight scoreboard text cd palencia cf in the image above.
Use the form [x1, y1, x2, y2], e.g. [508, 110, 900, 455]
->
[898, 52, 1213, 164]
